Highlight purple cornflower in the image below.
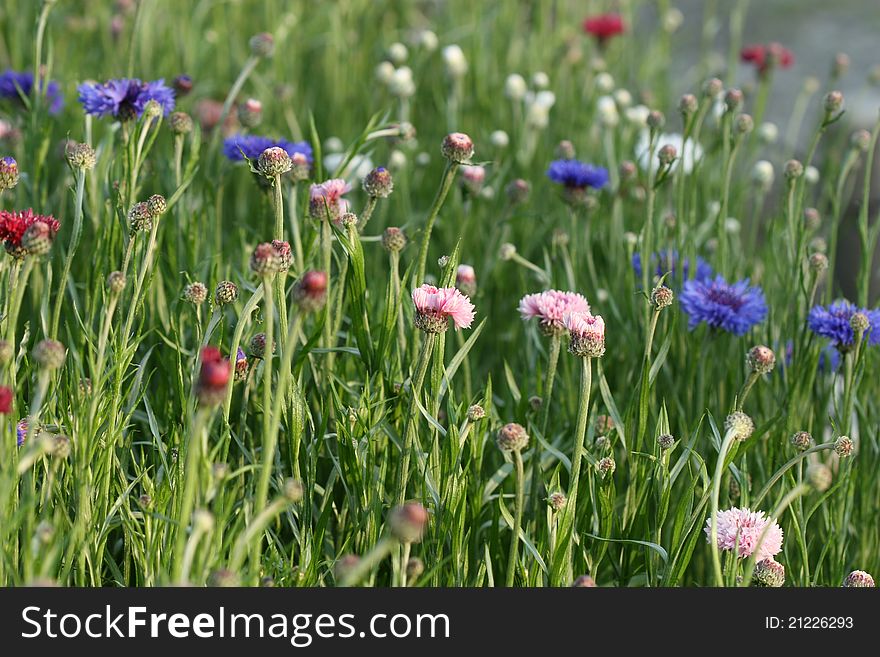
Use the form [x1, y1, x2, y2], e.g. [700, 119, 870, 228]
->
[808, 300, 880, 351]
[632, 250, 713, 283]
[546, 159, 609, 190]
[680, 275, 767, 336]
[77, 78, 175, 120]
[222, 134, 313, 164]
[17, 418, 28, 447]
[0, 69, 63, 114]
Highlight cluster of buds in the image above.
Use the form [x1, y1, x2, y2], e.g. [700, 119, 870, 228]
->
[128, 194, 166, 232]
[293, 270, 328, 312]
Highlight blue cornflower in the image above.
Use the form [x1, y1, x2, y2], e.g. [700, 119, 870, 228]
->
[679, 275, 767, 336]
[632, 250, 713, 283]
[16, 418, 28, 447]
[222, 134, 313, 164]
[0, 69, 63, 114]
[807, 300, 880, 350]
[77, 78, 175, 120]
[546, 159, 609, 189]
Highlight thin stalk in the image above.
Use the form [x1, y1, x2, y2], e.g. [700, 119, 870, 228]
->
[50, 168, 86, 338]
[414, 162, 459, 285]
[709, 429, 737, 586]
[505, 448, 525, 587]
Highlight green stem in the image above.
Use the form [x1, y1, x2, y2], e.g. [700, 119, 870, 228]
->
[505, 449, 525, 587]
[415, 162, 459, 285]
[562, 356, 593, 583]
[709, 429, 737, 587]
[50, 169, 86, 338]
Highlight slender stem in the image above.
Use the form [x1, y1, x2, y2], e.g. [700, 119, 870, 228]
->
[394, 332, 436, 506]
[753, 442, 835, 507]
[51, 169, 86, 338]
[255, 277, 276, 518]
[222, 287, 264, 422]
[562, 356, 593, 582]
[505, 449, 525, 587]
[415, 162, 459, 285]
[172, 407, 209, 582]
[709, 429, 737, 586]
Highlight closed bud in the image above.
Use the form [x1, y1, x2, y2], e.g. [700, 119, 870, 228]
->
[806, 463, 832, 492]
[850, 129, 872, 152]
[790, 431, 812, 452]
[823, 90, 844, 115]
[496, 422, 529, 452]
[784, 159, 804, 180]
[66, 142, 96, 170]
[293, 270, 328, 312]
[362, 166, 394, 198]
[169, 111, 193, 135]
[598, 456, 616, 478]
[834, 435, 853, 458]
[657, 433, 675, 450]
[651, 284, 674, 310]
[703, 77, 723, 98]
[0, 156, 19, 191]
[128, 201, 153, 232]
[382, 227, 407, 253]
[499, 243, 516, 260]
[555, 139, 576, 160]
[257, 146, 292, 179]
[237, 98, 263, 128]
[725, 411, 755, 442]
[754, 559, 785, 587]
[505, 178, 530, 205]
[658, 144, 677, 166]
[107, 270, 126, 294]
[406, 557, 425, 579]
[283, 479, 304, 503]
[724, 88, 743, 112]
[679, 93, 698, 116]
[646, 110, 665, 130]
[832, 52, 850, 78]
[214, 280, 238, 305]
[21, 221, 53, 256]
[467, 404, 485, 421]
[572, 575, 597, 587]
[842, 570, 875, 588]
[248, 32, 274, 58]
[32, 339, 66, 370]
[809, 252, 828, 273]
[804, 207, 821, 231]
[746, 345, 776, 375]
[183, 282, 208, 304]
[250, 242, 282, 276]
[441, 132, 474, 163]
[734, 113, 754, 135]
[388, 502, 428, 543]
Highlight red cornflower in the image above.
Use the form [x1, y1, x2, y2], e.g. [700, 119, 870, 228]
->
[195, 346, 232, 406]
[583, 13, 625, 45]
[0, 385, 12, 414]
[0, 209, 60, 258]
[741, 42, 794, 76]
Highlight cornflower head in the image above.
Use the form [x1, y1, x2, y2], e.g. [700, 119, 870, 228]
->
[309, 178, 351, 222]
[411, 284, 476, 334]
[195, 346, 232, 406]
[582, 13, 625, 45]
[0, 209, 61, 258]
[0, 69, 64, 114]
[705, 507, 783, 561]
[518, 290, 590, 336]
[807, 300, 880, 352]
[679, 275, 767, 336]
[564, 311, 606, 358]
[741, 42, 795, 77]
[77, 78, 175, 120]
[233, 348, 249, 382]
[546, 159, 609, 205]
[222, 134, 313, 165]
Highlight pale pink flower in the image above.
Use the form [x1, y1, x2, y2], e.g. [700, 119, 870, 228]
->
[309, 178, 352, 220]
[412, 284, 476, 333]
[564, 310, 606, 357]
[518, 290, 590, 334]
[705, 507, 783, 561]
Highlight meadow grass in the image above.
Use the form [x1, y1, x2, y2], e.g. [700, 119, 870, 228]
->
[0, 0, 877, 587]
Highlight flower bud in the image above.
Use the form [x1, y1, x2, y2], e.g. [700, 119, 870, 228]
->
[823, 90, 844, 116]
[504, 74, 527, 100]
[466, 404, 485, 422]
[850, 312, 870, 336]
[388, 502, 428, 543]
[746, 345, 776, 375]
[237, 98, 262, 128]
[724, 88, 743, 112]
[21, 221, 53, 256]
[455, 264, 477, 297]
[725, 411, 754, 442]
[758, 122, 778, 144]
[382, 227, 407, 253]
[651, 284, 674, 310]
[0, 341, 13, 366]
[790, 431, 812, 452]
[595, 414, 614, 436]
[505, 178, 530, 205]
[293, 270, 328, 312]
[834, 435, 853, 458]
[195, 346, 232, 406]
[808, 252, 828, 273]
[172, 74, 193, 96]
[248, 32, 274, 58]
[214, 280, 239, 305]
[850, 129, 872, 152]
[169, 111, 194, 135]
[806, 463, 832, 492]
[362, 166, 394, 198]
[257, 146, 292, 178]
[555, 139, 576, 160]
[784, 159, 804, 180]
[571, 575, 597, 587]
[441, 132, 474, 163]
[842, 570, 875, 588]
[0, 156, 19, 191]
[490, 130, 509, 148]
[804, 207, 821, 231]
[499, 243, 516, 260]
[183, 282, 208, 304]
[283, 478, 304, 503]
[66, 142, 96, 170]
[703, 77, 723, 98]
[754, 559, 785, 587]
[598, 456, 616, 478]
[250, 242, 282, 276]
[658, 144, 677, 166]
[496, 422, 529, 452]
[107, 271, 126, 294]
[128, 201, 153, 232]
[32, 339, 66, 370]
[657, 433, 675, 450]
[679, 93, 698, 117]
[734, 113, 754, 135]
[752, 160, 774, 190]
[406, 557, 425, 579]
[646, 110, 665, 130]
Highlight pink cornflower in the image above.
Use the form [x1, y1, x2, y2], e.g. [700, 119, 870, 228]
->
[412, 284, 475, 333]
[519, 290, 590, 335]
[564, 311, 606, 357]
[309, 178, 351, 221]
[705, 507, 783, 561]
[583, 13, 625, 45]
[741, 43, 794, 76]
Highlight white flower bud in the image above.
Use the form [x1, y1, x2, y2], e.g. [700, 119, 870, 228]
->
[594, 72, 615, 93]
[490, 130, 510, 148]
[597, 95, 619, 127]
[442, 44, 468, 78]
